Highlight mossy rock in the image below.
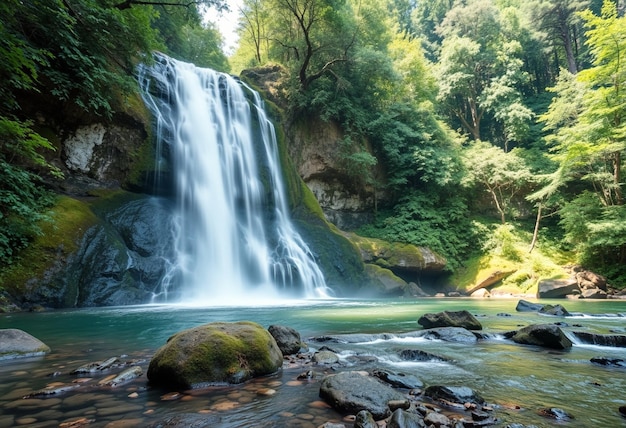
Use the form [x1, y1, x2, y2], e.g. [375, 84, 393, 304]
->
[363, 264, 407, 296]
[147, 321, 283, 389]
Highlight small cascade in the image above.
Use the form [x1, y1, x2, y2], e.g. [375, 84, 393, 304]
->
[138, 54, 329, 304]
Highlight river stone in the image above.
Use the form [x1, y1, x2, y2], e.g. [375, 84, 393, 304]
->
[420, 327, 478, 343]
[537, 279, 580, 298]
[372, 369, 424, 389]
[538, 304, 570, 316]
[313, 350, 340, 364]
[319, 371, 407, 419]
[0, 329, 51, 360]
[581, 288, 607, 299]
[516, 300, 544, 312]
[590, 356, 626, 367]
[424, 385, 485, 405]
[418, 310, 482, 330]
[397, 349, 451, 363]
[537, 407, 574, 421]
[147, 321, 283, 389]
[511, 324, 572, 349]
[354, 410, 377, 428]
[268, 324, 302, 355]
[388, 409, 425, 428]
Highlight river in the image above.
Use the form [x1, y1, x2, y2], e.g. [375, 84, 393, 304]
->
[1, 298, 625, 427]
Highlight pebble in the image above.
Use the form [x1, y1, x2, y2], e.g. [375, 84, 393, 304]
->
[309, 400, 331, 409]
[104, 418, 145, 427]
[59, 417, 94, 427]
[160, 392, 182, 401]
[15, 417, 37, 426]
[96, 403, 144, 417]
[256, 388, 276, 396]
[211, 400, 239, 411]
[127, 392, 139, 398]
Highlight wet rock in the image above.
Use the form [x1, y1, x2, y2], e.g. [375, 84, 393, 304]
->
[372, 368, 424, 389]
[537, 279, 579, 298]
[537, 407, 574, 421]
[538, 304, 570, 316]
[354, 410, 377, 428]
[24, 383, 80, 398]
[572, 332, 626, 347]
[420, 327, 478, 343]
[418, 310, 482, 331]
[388, 408, 426, 427]
[515, 300, 543, 312]
[397, 349, 451, 363]
[71, 357, 119, 374]
[590, 357, 626, 367]
[312, 350, 339, 365]
[424, 385, 485, 406]
[268, 324, 302, 355]
[424, 410, 451, 426]
[511, 324, 572, 349]
[0, 329, 51, 360]
[619, 405, 626, 417]
[581, 288, 607, 299]
[319, 423, 346, 428]
[100, 366, 143, 387]
[145, 413, 222, 427]
[319, 371, 406, 419]
[147, 321, 283, 389]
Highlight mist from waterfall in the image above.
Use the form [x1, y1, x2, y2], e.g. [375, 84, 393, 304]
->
[138, 54, 328, 304]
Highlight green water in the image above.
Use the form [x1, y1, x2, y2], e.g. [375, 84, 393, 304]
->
[1, 298, 625, 427]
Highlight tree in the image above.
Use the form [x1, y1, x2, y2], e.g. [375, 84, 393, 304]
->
[462, 141, 534, 224]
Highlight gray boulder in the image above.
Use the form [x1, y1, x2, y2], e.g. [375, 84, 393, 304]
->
[419, 327, 478, 343]
[147, 321, 283, 389]
[397, 349, 451, 363]
[516, 300, 544, 312]
[581, 288, 607, 299]
[538, 304, 570, 316]
[418, 310, 482, 330]
[0, 329, 51, 360]
[537, 279, 580, 298]
[388, 409, 426, 428]
[354, 410, 377, 428]
[371, 369, 424, 389]
[319, 371, 407, 419]
[511, 324, 573, 349]
[424, 385, 485, 405]
[268, 324, 302, 355]
[572, 332, 626, 347]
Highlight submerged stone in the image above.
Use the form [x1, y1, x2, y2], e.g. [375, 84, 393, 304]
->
[147, 321, 283, 389]
[424, 385, 485, 406]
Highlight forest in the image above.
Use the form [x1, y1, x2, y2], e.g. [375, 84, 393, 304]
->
[1, 0, 625, 290]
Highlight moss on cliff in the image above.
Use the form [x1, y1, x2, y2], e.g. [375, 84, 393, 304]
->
[0, 196, 98, 302]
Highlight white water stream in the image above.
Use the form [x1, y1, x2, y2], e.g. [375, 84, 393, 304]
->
[139, 55, 328, 304]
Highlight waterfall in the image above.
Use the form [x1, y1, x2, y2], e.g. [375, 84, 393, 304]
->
[138, 54, 328, 304]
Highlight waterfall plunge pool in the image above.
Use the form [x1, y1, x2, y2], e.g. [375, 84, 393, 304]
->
[1, 298, 625, 427]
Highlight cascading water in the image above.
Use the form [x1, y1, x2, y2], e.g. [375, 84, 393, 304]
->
[138, 54, 329, 304]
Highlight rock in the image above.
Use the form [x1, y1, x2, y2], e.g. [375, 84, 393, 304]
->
[397, 349, 451, 363]
[581, 288, 607, 299]
[418, 310, 482, 330]
[147, 321, 283, 389]
[364, 264, 408, 295]
[537, 279, 580, 298]
[424, 385, 485, 406]
[511, 324, 573, 349]
[424, 410, 451, 426]
[572, 332, 626, 347]
[590, 357, 626, 367]
[575, 270, 607, 291]
[619, 405, 626, 417]
[388, 409, 426, 428]
[466, 270, 515, 295]
[405, 282, 430, 297]
[268, 325, 302, 355]
[0, 329, 51, 360]
[538, 304, 570, 316]
[420, 327, 478, 343]
[319, 371, 407, 419]
[537, 407, 574, 421]
[471, 288, 491, 298]
[71, 357, 119, 374]
[515, 300, 543, 312]
[354, 410, 377, 428]
[371, 369, 424, 389]
[312, 350, 340, 365]
[101, 366, 143, 387]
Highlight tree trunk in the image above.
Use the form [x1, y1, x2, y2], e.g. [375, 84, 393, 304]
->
[529, 203, 543, 253]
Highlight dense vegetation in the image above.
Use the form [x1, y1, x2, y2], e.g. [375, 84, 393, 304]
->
[231, 0, 626, 286]
[1, 0, 625, 288]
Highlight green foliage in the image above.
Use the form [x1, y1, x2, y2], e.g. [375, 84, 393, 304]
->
[358, 192, 477, 270]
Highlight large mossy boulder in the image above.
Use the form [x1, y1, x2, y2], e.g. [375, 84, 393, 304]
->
[418, 310, 483, 331]
[511, 324, 573, 349]
[147, 321, 283, 389]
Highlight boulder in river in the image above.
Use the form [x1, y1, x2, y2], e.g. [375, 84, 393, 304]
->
[537, 279, 579, 298]
[319, 370, 407, 419]
[371, 368, 424, 389]
[419, 326, 479, 343]
[511, 324, 572, 349]
[268, 324, 302, 355]
[147, 321, 283, 389]
[538, 304, 570, 316]
[397, 349, 451, 363]
[0, 329, 51, 360]
[418, 310, 482, 330]
[572, 332, 626, 347]
[515, 300, 544, 312]
[424, 385, 485, 406]
[590, 356, 626, 367]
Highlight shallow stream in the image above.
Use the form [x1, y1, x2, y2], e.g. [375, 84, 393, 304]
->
[1, 298, 625, 427]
